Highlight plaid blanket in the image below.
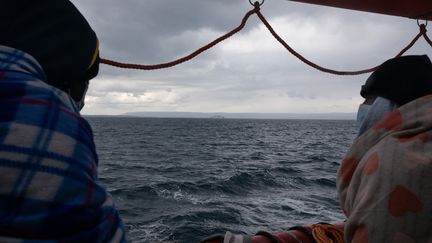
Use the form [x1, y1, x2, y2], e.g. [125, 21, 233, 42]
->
[338, 95, 432, 242]
[0, 45, 126, 242]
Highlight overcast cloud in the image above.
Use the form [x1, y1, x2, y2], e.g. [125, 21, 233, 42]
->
[70, 0, 431, 115]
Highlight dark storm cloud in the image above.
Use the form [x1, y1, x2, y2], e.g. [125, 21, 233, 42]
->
[71, 0, 327, 63]
[74, 1, 249, 61]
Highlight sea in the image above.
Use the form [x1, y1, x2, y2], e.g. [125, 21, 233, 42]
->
[86, 117, 358, 243]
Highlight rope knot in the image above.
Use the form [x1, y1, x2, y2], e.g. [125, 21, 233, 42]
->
[254, 1, 261, 10]
[420, 24, 427, 34]
[249, 0, 264, 10]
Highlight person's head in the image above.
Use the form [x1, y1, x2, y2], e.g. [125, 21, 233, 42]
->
[0, 0, 100, 109]
[356, 55, 432, 135]
[360, 55, 432, 106]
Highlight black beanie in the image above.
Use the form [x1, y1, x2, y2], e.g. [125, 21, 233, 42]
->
[360, 55, 432, 106]
[0, 0, 99, 90]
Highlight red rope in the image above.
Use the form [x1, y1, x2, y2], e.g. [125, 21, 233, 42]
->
[256, 12, 431, 75]
[255, 10, 379, 75]
[425, 33, 432, 47]
[422, 24, 432, 47]
[100, 2, 431, 75]
[393, 24, 425, 57]
[100, 5, 260, 70]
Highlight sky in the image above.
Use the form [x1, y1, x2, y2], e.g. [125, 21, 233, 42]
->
[70, 0, 431, 115]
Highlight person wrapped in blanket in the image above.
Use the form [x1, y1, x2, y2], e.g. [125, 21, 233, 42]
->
[0, 1, 125, 242]
[201, 55, 432, 243]
[339, 55, 432, 243]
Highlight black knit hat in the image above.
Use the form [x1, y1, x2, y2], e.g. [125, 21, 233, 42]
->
[361, 55, 432, 106]
[0, 0, 99, 94]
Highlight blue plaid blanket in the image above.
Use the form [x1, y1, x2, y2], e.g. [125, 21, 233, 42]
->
[0, 45, 126, 242]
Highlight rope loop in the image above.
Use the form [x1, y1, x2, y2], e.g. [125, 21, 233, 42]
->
[249, 0, 265, 7]
[417, 19, 428, 28]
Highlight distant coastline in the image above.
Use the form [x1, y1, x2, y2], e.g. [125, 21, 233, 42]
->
[108, 111, 357, 120]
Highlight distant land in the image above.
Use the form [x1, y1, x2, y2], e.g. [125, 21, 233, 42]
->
[122, 112, 356, 120]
